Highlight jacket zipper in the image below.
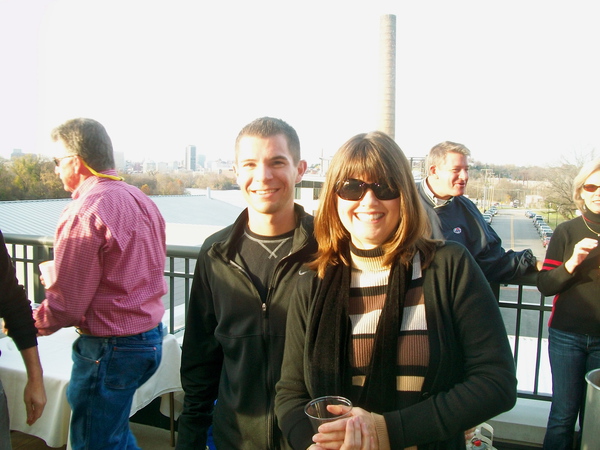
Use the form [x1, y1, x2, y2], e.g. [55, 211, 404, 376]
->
[220, 230, 307, 449]
[262, 248, 302, 450]
[228, 256, 277, 449]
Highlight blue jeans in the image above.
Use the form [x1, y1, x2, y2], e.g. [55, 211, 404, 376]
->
[543, 327, 600, 450]
[67, 324, 163, 450]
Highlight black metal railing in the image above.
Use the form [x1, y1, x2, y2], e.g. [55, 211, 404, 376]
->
[495, 273, 553, 401]
[4, 234, 552, 401]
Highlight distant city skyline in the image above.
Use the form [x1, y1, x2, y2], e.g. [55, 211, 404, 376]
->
[1, 0, 599, 168]
[6, 143, 319, 169]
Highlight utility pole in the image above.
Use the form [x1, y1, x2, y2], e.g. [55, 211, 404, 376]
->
[481, 169, 494, 211]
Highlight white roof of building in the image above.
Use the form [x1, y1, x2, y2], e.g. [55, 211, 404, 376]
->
[0, 190, 245, 246]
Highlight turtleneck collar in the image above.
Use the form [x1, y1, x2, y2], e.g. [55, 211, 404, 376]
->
[349, 242, 388, 272]
[582, 208, 600, 224]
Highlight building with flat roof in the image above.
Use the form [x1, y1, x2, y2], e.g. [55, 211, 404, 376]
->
[0, 191, 244, 246]
[185, 145, 196, 171]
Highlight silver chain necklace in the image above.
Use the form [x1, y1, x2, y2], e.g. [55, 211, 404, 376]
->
[582, 216, 600, 237]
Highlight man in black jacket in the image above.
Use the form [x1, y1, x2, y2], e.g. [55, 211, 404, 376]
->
[417, 141, 539, 283]
[0, 230, 46, 448]
[177, 117, 316, 449]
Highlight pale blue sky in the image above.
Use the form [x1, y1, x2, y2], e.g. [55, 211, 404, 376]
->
[1, 0, 599, 167]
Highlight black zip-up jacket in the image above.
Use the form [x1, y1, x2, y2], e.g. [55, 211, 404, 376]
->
[177, 205, 316, 450]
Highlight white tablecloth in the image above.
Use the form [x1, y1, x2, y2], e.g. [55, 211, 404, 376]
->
[0, 327, 182, 448]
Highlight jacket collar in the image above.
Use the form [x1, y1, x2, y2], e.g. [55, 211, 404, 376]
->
[213, 203, 314, 262]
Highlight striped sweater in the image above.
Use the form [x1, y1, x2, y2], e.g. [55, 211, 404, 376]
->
[348, 246, 430, 410]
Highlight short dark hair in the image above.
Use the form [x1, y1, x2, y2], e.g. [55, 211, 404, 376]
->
[50, 118, 115, 171]
[234, 117, 301, 163]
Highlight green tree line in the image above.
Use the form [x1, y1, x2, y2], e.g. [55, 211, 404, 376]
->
[0, 155, 69, 200]
[0, 156, 237, 201]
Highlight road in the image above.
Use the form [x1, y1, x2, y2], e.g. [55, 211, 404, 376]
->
[488, 206, 553, 344]
[488, 206, 547, 261]
[488, 207, 554, 393]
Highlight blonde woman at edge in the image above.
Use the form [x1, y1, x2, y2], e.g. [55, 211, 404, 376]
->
[538, 159, 600, 449]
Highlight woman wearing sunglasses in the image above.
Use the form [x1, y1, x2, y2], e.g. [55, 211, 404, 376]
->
[275, 131, 517, 450]
[538, 160, 600, 449]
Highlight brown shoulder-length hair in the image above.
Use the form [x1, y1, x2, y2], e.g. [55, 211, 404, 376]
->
[309, 131, 437, 278]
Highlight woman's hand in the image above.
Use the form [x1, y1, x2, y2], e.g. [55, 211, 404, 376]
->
[565, 237, 598, 273]
[309, 407, 378, 450]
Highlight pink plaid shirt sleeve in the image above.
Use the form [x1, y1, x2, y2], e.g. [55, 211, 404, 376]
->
[34, 174, 167, 336]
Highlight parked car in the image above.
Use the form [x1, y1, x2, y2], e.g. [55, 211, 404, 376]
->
[533, 216, 544, 229]
[543, 235, 552, 247]
[536, 221, 549, 230]
[542, 230, 553, 240]
[482, 213, 493, 224]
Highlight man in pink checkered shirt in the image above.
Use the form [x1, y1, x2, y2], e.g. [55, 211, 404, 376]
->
[33, 118, 167, 450]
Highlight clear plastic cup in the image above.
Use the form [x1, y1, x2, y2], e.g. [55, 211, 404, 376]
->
[304, 395, 353, 432]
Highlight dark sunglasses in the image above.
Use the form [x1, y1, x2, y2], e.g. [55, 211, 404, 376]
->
[336, 178, 400, 201]
[53, 155, 75, 166]
[583, 184, 600, 193]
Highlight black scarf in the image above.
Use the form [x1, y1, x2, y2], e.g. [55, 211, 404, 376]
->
[307, 250, 410, 413]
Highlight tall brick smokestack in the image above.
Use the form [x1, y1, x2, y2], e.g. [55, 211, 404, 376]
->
[379, 14, 396, 139]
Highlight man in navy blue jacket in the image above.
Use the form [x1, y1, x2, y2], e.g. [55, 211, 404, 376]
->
[417, 141, 539, 283]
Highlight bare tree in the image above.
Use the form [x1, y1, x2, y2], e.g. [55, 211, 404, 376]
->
[541, 150, 597, 219]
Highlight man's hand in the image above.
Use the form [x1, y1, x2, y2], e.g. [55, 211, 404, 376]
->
[24, 376, 46, 425]
[20, 346, 46, 425]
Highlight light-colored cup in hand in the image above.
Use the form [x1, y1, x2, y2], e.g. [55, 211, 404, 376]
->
[39, 260, 57, 288]
[304, 396, 353, 432]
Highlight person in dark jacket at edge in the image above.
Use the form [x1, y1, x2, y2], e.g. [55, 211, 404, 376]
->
[177, 117, 316, 450]
[0, 230, 46, 449]
[417, 141, 540, 284]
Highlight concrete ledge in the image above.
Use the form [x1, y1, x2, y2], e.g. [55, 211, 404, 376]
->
[488, 398, 550, 447]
